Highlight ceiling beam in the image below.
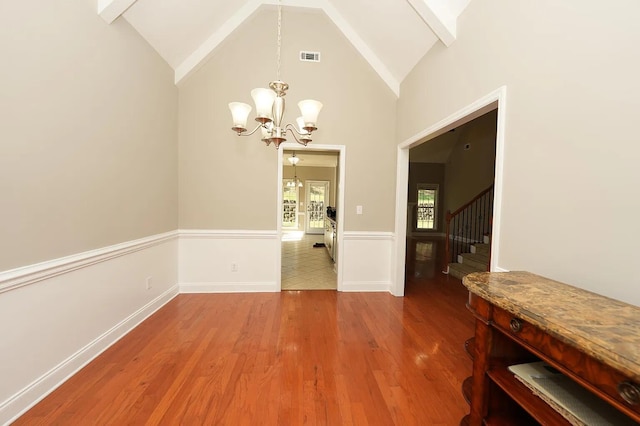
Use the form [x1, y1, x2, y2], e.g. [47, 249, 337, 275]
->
[97, 0, 139, 24]
[319, 0, 399, 97]
[406, 0, 456, 47]
[174, 0, 399, 97]
[175, 0, 263, 85]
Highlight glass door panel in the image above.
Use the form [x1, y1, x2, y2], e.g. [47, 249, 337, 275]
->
[306, 181, 329, 234]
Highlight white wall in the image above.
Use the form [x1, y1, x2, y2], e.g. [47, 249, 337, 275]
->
[341, 232, 394, 292]
[0, 234, 179, 424]
[397, 0, 640, 306]
[0, 1, 180, 422]
[179, 231, 279, 292]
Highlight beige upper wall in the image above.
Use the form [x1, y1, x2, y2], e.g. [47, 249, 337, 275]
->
[398, 0, 640, 305]
[178, 7, 397, 231]
[0, 1, 179, 271]
[444, 110, 497, 212]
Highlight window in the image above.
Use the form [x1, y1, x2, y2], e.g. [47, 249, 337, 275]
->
[417, 184, 438, 230]
[283, 181, 298, 228]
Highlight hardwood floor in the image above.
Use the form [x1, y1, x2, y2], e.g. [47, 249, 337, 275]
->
[15, 238, 474, 425]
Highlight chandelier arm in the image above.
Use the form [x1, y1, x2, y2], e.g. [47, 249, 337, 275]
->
[284, 123, 313, 137]
[284, 124, 312, 146]
[237, 123, 266, 137]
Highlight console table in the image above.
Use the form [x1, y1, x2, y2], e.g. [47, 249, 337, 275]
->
[461, 271, 640, 425]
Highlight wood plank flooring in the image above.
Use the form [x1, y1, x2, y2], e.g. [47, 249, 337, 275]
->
[15, 238, 474, 425]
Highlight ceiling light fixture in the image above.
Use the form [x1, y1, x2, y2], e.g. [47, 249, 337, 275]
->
[286, 164, 303, 188]
[288, 152, 300, 165]
[228, 0, 322, 149]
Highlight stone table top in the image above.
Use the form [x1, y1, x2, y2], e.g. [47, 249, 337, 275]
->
[463, 271, 640, 383]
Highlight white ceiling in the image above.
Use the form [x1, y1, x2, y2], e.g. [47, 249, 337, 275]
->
[98, 0, 472, 96]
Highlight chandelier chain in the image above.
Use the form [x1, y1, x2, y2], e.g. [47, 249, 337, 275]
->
[276, 0, 282, 81]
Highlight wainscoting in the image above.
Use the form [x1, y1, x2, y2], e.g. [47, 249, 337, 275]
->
[178, 230, 280, 293]
[0, 228, 397, 424]
[341, 231, 394, 292]
[0, 232, 179, 425]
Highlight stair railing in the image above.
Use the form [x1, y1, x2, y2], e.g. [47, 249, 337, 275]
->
[443, 185, 494, 273]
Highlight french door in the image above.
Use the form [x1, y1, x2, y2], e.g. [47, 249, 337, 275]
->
[305, 180, 329, 234]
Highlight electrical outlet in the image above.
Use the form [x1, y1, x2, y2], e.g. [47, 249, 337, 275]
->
[145, 276, 152, 290]
[356, 205, 363, 215]
[231, 263, 238, 272]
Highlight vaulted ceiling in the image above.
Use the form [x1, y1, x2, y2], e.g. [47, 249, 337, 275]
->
[97, 0, 471, 96]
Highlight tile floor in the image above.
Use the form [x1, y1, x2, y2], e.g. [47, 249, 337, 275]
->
[281, 231, 336, 290]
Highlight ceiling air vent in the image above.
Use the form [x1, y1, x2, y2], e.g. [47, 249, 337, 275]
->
[300, 51, 321, 62]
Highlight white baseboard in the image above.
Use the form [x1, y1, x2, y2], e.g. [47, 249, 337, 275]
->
[179, 282, 278, 293]
[341, 281, 390, 292]
[1, 285, 178, 425]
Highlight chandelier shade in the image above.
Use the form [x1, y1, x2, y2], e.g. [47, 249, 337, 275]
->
[229, 102, 252, 133]
[251, 88, 276, 122]
[288, 152, 300, 165]
[298, 100, 323, 131]
[228, 1, 322, 149]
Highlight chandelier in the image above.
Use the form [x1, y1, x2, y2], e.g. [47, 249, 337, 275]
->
[228, 1, 323, 149]
[287, 163, 303, 188]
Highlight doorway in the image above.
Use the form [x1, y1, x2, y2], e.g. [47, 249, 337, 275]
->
[406, 110, 497, 283]
[393, 87, 507, 296]
[277, 144, 346, 291]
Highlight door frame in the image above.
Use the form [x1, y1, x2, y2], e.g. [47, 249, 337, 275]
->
[277, 143, 346, 291]
[392, 86, 508, 296]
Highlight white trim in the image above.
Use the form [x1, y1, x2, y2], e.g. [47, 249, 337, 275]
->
[277, 143, 346, 291]
[175, 0, 263, 84]
[393, 86, 508, 296]
[342, 231, 394, 241]
[179, 229, 277, 239]
[318, 0, 399, 96]
[340, 281, 389, 292]
[2, 285, 178, 425]
[180, 282, 278, 293]
[393, 147, 410, 296]
[406, 0, 456, 47]
[97, 0, 139, 24]
[0, 231, 178, 294]
[494, 267, 509, 273]
[173, 1, 400, 96]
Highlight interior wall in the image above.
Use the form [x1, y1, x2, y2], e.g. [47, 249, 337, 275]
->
[0, 2, 179, 420]
[0, 1, 179, 271]
[178, 7, 397, 232]
[444, 110, 497, 212]
[397, 0, 640, 306]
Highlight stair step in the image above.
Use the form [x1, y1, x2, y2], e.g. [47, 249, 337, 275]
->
[448, 262, 485, 280]
[483, 234, 491, 244]
[459, 252, 490, 270]
[471, 243, 490, 255]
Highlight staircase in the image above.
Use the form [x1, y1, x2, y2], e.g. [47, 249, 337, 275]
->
[448, 235, 491, 280]
[443, 185, 493, 280]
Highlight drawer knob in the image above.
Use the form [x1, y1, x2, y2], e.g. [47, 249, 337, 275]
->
[618, 381, 640, 405]
[509, 318, 522, 333]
